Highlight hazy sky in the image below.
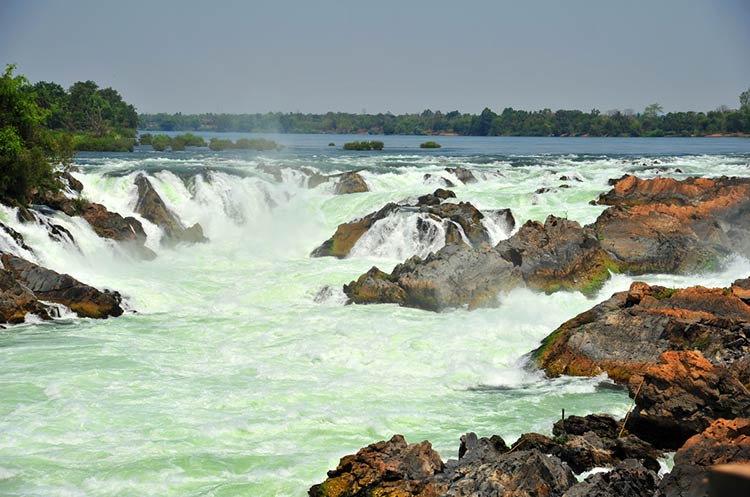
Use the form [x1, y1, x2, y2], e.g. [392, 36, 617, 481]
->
[1, 0, 749, 115]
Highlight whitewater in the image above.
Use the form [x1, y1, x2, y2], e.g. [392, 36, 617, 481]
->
[1, 135, 750, 496]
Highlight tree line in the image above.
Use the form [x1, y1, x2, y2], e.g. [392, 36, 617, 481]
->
[140, 94, 750, 137]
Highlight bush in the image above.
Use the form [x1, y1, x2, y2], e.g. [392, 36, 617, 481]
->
[209, 137, 281, 151]
[420, 141, 441, 148]
[170, 136, 186, 151]
[343, 140, 384, 151]
[139, 133, 153, 145]
[73, 133, 135, 152]
[175, 133, 206, 147]
[151, 134, 171, 151]
[209, 138, 233, 151]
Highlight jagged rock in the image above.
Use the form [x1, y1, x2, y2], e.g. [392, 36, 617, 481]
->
[626, 351, 750, 449]
[0, 222, 33, 254]
[308, 435, 446, 497]
[562, 459, 659, 497]
[80, 203, 156, 259]
[484, 208, 516, 236]
[311, 191, 494, 259]
[0, 267, 50, 323]
[553, 414, 620, 439]
[333, 171, 369, 194]
[346, 243, 520, 311]
[457, 432, 509, 461]
[533, 281, 750, 384]
[659, 418, 750, 497]
[496, 215, 613, 296]
[445, 167, 478, 184]
[1, 254, 123, 319]
[134, 174, 207, 246]
[423, 173, 456, 188]
[441, 449, 576, 497]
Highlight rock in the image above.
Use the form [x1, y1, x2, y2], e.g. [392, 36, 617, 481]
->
[484, 209, 516, 237]
[659, 418, 750, 497]
[594, 175, 750, 273]
[1, 254, 123, 319]
[423, 173, 456, 188]
[553, 414, 620, 439]
[457, 432, 509, 461]
[308, 435, 446, 497]
[441, 449, 576, 497]
[732, 277, 750, 303]
[421, 201, 489, 247]
[345, 243, 521, 311]
[134, 174, 207, 246]
[80, 203, 156, 259]
[626, 351, 750, 449]
[333, 171, 369, 194]
[0, 222, 33, 254]
[563, 459, 658, 497]
[417, 188, 456, 206]
[445, 167, 478, 184]
[60, 171, 83, 193]
[496, 215, 614, 296]
[0, 267, 50, 323]
[533, 281, 750, 384]
[311, 203, 399, 258]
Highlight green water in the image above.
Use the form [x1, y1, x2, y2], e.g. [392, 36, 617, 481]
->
[2, 136, 750, 496]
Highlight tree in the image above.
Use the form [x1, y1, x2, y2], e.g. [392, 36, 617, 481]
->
[643, 103, 664, 118]
[0, 65, 70, 203]
[740, 87, 750, 112]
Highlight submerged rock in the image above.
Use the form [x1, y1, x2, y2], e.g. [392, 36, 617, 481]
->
[445, 167, 478, 184]
[333, 171, 369, 194]
[1, 253, 123, 319]
[134, 174, 207, 246]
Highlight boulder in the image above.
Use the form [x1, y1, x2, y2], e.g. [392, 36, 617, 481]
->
[553, 414, 620, 439]
[80, 203, 156, 259]
[0, 267, 50, 323]
[308, 435, 446, 497]
[533, 281, 750, 384]
[562, 459, 658, 497]
[1, 254, 123, 319]
[659, 418, 750, 497]
[311, 203, 399, 258]
[625, 351, 750, 449]
[134, 174, 207, 246]
[496, 215, 614, 296]
[445, 167, 478, 184]
[333, 171, 369, 194]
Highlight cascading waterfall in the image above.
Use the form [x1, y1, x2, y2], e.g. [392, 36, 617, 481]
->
[2, 137, 750, 497]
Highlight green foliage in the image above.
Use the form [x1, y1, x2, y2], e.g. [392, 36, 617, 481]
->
[209, 138, 233, 151]
[652, 287, 677, 300]
[343, 140, 384, 151]
[169, 136, 186, 151]
[151, 134, 171, 151]
[176, 133, 206, 147]
[139, 133, 153, 145]
[73, 133, 134, 152]
[420, 141, 441, 148]
[740, 88, 750, 112]
[0, 65, 69, 204]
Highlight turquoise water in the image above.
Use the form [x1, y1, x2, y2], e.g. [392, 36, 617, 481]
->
[1, 135, 750, 496]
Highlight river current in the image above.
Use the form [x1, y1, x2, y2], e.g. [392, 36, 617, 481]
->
[1, 135, 750, 496]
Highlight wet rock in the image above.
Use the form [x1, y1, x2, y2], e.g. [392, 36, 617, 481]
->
[417, 188, 456, 206]
[563, 459, 658, 497]
[345, 243, 520, 311]
[445, 167, 478, 184]
[134, 174, 207, 246]
[1, 253, 123, 319]
[496, 215, 614, 296]
[626, 351, 750, 449]
[659, 418, 750, 497]
[333, 171, 369, 194]
[308, 434, 446, 497]
[80, 203, 156, 259]
[311, 203, 399, 258]
[0, 267, 50, 323]
[533, 281, 750, 384]
[0, 222, 33, 254]
[422, 201, 489, 247]
[484, 209, 516, 237]
[423, 173, 456, 188]
[457, 432, 509, 461]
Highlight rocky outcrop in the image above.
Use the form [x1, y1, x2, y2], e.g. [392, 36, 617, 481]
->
[1, 254, 123, 319]
[308, 435, 446, 497]
[311, 190, 498, 259]
[345, 215, 612, 311]
[80, 203, 156, 259]
[134, 174, 207, 246]
[562, 459, 659, 497]
[0, 267, 50, 323]
[533, 281, 750, 384]
[333, 171, 369, 194]
[343, 175, 750, 312]
[445, 167, 478, 184]
[659, 418, 750, 497]
[625, 351, 750, 450]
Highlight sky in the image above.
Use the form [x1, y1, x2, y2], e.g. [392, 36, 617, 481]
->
[1, 0, 749, 115]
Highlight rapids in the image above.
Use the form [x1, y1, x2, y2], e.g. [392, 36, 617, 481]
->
[1, 135, 750, 496]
